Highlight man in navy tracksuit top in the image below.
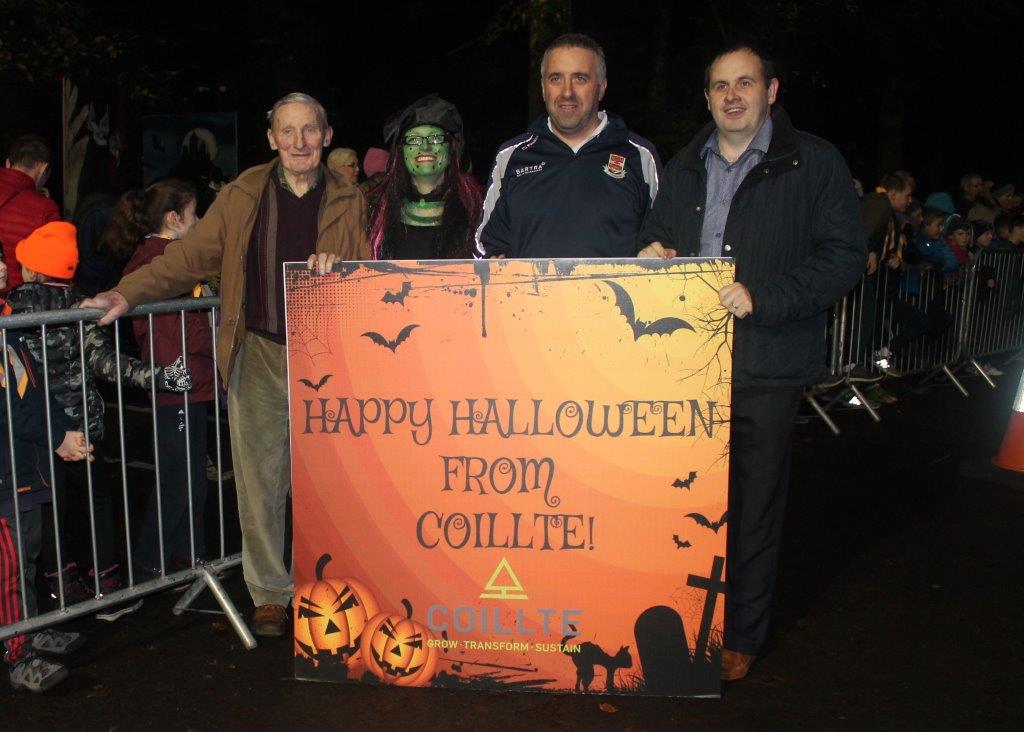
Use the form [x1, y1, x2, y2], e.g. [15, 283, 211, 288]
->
[476, 33, 661, 258]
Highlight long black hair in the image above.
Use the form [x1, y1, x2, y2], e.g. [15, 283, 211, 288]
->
[369, 95, 481, 260]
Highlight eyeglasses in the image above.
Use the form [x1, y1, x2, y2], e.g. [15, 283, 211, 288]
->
[403, 133, 448, 146]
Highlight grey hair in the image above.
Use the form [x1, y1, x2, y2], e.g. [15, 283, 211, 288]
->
[266, 92, 329, 131]
[540, 33, 607, 81]
[328, 147, 357, 160]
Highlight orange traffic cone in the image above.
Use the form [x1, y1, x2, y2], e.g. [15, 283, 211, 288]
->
[993, 369, 1024, 471]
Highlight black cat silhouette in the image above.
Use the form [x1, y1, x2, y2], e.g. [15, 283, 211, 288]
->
[561, 634, 632, 692]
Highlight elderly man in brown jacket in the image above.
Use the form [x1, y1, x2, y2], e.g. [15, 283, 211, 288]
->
[85, 93, 368, 637]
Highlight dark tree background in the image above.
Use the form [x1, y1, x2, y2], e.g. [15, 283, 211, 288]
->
[2, 0, 1021, 206]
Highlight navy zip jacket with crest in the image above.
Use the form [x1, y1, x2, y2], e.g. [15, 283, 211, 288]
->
[640, 106, 866, 388]
[476, 113, 662, 259]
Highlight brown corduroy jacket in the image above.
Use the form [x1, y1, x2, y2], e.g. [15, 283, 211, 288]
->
[114, 161, 368, 386]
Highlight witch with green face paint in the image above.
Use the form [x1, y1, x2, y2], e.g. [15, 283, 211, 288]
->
[369, 94, 481, 260]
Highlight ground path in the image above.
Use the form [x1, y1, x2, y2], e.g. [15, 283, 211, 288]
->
[2, 368, 1021, 728]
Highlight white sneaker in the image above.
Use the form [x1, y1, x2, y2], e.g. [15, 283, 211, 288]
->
[9, 657, 68, 693]
[846, 393, 880, 409]
[95, 599, 143, 622]
[873, 348, 904, 377]
[983, 363, 1003, 376]
[30, 629, 84, 656]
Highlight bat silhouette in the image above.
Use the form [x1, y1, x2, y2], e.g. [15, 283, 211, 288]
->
[382, 281, 413, 305]
[361, 324, 419, 352]
[298, 374, 333, 391]
[685, 511, 728, 533]
[672, 535, 692, 549]
[604, 280, 694, 340]
[672, 471, 698, 490]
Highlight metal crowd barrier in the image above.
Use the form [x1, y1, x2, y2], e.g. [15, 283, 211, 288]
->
[806, 248, 1024, 434]
[959, 250, 1024, 375]
[4, 257, 1021, 642]
[1, 296, 254, 649]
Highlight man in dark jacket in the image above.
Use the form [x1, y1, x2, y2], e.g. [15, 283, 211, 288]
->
[639, 44, 865, 681]
[476, 33, 661, 258]
[0, 135, 60, 295]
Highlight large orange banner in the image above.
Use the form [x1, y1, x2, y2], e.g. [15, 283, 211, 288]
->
[285, 258, 733, 697]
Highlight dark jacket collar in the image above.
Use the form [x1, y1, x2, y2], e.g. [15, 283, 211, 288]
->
[677, 105, 799, 170]
[527, 112, 629, 148]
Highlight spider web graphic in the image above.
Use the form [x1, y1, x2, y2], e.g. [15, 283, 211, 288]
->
[672, 259, 734, 393]
[284, 267, 352, 367]
[666, 260, 734, 466]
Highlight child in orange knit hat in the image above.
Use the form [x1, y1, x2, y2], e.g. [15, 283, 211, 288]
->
[14, 221, 78, 281]
[1, 255, 93, 693]
[5, 221, 192, 608]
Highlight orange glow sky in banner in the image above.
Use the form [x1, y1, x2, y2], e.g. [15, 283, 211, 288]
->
[287, 258, 733, 697]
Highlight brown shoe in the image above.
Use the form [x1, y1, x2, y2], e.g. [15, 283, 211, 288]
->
[251, 604, 288, 637]
[721, 649, 755, 681]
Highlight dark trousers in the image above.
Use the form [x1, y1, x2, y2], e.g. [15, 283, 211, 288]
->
[889, 298, 952, 356]
[854, 272, 879, 360]
[725, 386, 802, 655]
[136, 402, 209, 569]
[41, 448, 117, 577]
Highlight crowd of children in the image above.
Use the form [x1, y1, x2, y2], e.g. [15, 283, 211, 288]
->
[2, 138, 210, 691]
[841, 171, 1024, 406]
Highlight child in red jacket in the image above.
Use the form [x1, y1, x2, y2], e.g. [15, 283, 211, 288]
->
[945, 218, 972, 265]
[107, 180, 215, 573]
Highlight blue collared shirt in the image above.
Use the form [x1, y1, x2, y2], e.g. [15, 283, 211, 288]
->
[698, 118, 774, 257]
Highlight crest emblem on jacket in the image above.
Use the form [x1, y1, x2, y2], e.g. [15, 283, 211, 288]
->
[602, 154, 627, 179]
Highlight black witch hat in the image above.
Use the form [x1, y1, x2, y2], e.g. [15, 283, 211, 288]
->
[382, 93, 465, 160]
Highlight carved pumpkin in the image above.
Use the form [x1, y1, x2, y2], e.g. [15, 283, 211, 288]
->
[363, 599, 439, 687]
[293, 554, 379, 664]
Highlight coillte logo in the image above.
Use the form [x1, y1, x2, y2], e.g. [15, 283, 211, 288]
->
[479, 557, 528, 600]
[426, 557, 580, 637]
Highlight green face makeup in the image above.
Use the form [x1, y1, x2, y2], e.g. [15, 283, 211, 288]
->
[403, 124, 450, 179]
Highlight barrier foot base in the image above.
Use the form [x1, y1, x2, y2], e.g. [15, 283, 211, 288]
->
[200, 565, 258, 650]
[942, 365, 969, 397]
[173, 577, 207, 615]
[847, 383, 881, 423]
[919, 369, 938, 388]
[172, 561, 257, 650]
[805, 393, 840, 436]
[969, 359, 997, 389]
